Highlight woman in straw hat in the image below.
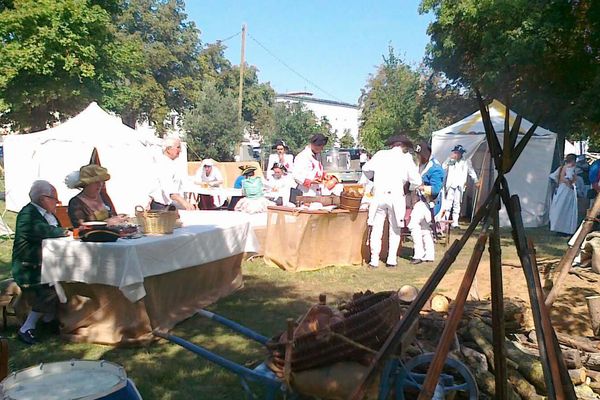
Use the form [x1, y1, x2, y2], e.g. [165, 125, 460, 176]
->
[67, 164, 126, 227]
[234, 165, 274, 214]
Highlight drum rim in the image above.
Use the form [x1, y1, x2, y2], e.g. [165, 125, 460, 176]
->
[0, 360, 128, 400]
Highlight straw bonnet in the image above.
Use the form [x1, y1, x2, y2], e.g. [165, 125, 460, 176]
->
[238, 165, 257, 176]
[75, 164, 110, 188]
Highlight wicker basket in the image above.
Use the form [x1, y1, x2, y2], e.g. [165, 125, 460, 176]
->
[266, 291, 405, 373]
[135, 206, 178, 234]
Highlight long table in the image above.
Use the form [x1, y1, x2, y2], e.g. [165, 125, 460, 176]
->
[41, 211, 258, 345]
[264, 206, 368, 272]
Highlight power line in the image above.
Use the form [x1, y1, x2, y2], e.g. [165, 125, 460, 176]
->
[216, 31, 240, 43]
[247, 32, 344, 102]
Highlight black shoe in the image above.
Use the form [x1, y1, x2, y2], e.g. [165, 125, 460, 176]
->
[368, 264, 378, 269]
[410, 259, 423, 265]
[17, 329, 37, 345]
[385, 263, 397, 268]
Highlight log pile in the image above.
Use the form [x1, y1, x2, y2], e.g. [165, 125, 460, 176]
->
[416, 296, 600, 399]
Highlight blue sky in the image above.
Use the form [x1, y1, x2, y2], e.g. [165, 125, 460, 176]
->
[186, 1, 433, 105]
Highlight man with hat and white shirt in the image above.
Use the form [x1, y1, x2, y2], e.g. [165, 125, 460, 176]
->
[408, 142, 445, 264]
[362, 134, 422, 268]
[440, 144, 479, 228]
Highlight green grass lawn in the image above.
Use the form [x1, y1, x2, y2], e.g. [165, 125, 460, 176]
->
[0, 199, 569, 399]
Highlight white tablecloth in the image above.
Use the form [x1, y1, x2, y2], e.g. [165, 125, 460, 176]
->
[41, 211, 258, 302]
[184, 185, 242, 197]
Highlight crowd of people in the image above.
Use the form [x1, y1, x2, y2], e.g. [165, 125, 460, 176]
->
[20, 129, 555, 345]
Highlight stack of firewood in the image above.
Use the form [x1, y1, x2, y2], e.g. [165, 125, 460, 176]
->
[414, 297, 600, 399]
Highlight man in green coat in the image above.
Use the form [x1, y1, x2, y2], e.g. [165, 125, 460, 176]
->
[12, 180, 67, 344]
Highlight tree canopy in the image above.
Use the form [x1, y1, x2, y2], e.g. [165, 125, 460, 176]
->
[419, 0, 600, 140]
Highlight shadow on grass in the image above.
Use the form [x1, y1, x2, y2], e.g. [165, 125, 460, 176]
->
[100, 270, 320, 400]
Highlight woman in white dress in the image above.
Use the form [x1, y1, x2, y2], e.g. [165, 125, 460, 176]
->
[549, 154, 578, 235]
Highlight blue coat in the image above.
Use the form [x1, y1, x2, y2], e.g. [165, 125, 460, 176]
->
[421, 158, 445, 214]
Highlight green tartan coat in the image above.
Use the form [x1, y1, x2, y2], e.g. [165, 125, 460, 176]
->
[11, 203, 66, 287]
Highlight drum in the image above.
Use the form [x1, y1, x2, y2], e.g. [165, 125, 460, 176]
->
[0, 360, 142, 400]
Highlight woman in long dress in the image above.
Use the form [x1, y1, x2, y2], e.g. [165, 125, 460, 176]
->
[549, 154, 578, 235]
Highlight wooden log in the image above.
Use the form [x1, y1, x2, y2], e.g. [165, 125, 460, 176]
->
[583, 352, 600, 371]
[430, 293, 450, 313]
[568, 367, 587, 385]
[461, 346, 521, 400]
[564, 348, 584, 369]
[507, 367, 544, 400]
[586, 369, 600, 382]
[587, 295, 600, 337]
[556, 332, 600, 353]
[517, 340, 583, 369]
[469, 317, 547, 393]
[589, 381, 600, 395]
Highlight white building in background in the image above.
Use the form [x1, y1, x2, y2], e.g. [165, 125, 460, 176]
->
[275, 92, 360, 144]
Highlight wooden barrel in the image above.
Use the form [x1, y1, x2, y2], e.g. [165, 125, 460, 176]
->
[340, 194, 362, 211]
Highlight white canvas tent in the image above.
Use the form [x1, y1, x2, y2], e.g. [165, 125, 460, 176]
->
[4, 102, 185, 215]
[431, 100, 557, 227]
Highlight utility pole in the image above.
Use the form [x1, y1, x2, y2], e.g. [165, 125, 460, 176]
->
[237, 23, 246, 125]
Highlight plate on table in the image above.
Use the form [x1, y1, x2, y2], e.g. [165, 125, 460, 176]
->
[81, 221, 108, 228]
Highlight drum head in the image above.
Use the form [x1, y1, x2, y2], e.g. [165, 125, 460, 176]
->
[0, 360, 127, 400]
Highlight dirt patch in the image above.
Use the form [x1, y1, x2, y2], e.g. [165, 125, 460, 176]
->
[439, 260, 600, 336]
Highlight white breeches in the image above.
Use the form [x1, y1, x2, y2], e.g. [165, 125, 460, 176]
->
[442, 187, 463, 226]
[408, 201, 435, 261]
[369, 201, 402, 266]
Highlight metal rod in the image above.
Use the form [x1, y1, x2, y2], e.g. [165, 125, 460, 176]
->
[153, 330, 281, 389]
[197, 309, 270, 345]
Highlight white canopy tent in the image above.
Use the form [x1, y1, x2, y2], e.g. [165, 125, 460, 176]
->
[4, 102, 186, 215]
[431, 100, 557, 227]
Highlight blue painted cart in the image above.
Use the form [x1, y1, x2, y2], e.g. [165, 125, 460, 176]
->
[154, 309, 478, 399]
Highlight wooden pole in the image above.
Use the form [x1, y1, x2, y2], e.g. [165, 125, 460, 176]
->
[417, 233, 489, 400]
[527, 237, 573, 399]
[545, 193, 600, 307]
[237, 23, 246, 125]
[489, 202, 509, 398]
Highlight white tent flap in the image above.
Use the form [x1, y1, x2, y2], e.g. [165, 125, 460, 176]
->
[3, 103, 181, 215]
[432, 100, 557, 228]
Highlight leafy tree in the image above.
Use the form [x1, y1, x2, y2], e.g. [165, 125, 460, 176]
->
[419, 0, 600, 139]
[359, 46, 422, 153]
[182, 83, 242, 161]
[0, 0, 125, 131]
[263, 102, 331, 155]
[110, 0, 202, 130]
[339, 129, 356, 148]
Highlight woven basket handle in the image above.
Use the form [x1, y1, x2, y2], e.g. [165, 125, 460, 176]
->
[135, 205, 146, 215]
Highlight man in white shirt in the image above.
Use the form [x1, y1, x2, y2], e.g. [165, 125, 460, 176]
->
[440, 144, 479, 228]
[293, 133, 328, 196]
[362, 135, 422, 268]
[267, 140, 294, 177]
[149, 137, 196, 210]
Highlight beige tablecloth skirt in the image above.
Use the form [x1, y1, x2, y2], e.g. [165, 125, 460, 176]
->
[58, 254, 244, 346]
[264, 207, 368, 272]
